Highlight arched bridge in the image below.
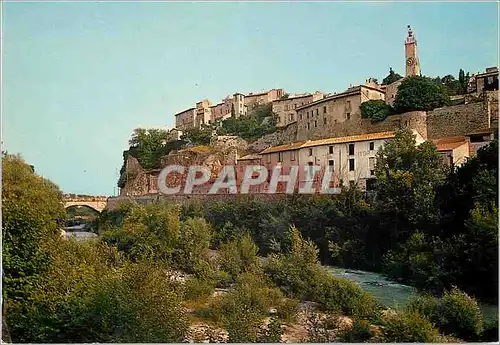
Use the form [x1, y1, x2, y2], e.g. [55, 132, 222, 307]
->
[63, 194, 109, 213]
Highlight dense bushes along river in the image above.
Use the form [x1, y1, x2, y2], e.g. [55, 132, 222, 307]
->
[3, 131, 498, 342]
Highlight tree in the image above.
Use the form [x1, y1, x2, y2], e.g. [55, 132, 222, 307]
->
[2, 154, 66, 302]
[180, 125, 213, 145]
[393, 76, 450, 113]
[374, 129, 445, 241]
[360, 99, 392, 122]
[382, 67, 403, 85]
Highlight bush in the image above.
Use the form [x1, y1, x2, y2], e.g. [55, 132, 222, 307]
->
[258, 316, 284, 343]
[360, 99, 392, 122]
[183, 276, 216, 301]
[276, 298, 300, 323]
[209, 271, 284, 342]
[380, 310, 440, 343]
[437, 288, 484, 340]
[337, 319, 374, 342]
[481, 319, 499, 342]
[265, 227, 379, 319]
[215, 270, 233, 289]
[217, 233, 260, 280]
[177, 217, 213, 274]
[406, 293, 439, 321]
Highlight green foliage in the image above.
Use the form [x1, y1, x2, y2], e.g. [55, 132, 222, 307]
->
[360, 99, 392, 122]
[118, 129, 186, 187]
[217, 233, 260, 280]
[406, 289, 485, 341]
[337, 319, 374, 342]
[259, 316, 284, 342]
[177, 217, 213, 274]
[7, 240, 188, 343]
[209, 271, 283, 342]
[181, 125, 213, 145]
[276, 298, 299, 323]
[2, 153, 65, 303]
[218, 103, 277, 140]
[380, 310, 440, 343]
[381, 67, 403, 85]
[183, 276, 216, 301]
[393, 76, 451, 113]
[265, 227, 378, 319]
[432, 69, 469, 96]
[437, 288, 484, 340]
[102, 202, 181, 263]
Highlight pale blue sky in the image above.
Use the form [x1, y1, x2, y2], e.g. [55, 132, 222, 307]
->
[2, 2, 498, 195]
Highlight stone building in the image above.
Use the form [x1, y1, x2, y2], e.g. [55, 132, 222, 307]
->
[259, 130, 425, 192]
[432, 136, 470, 167]
[195, 99, 213, 127]
[244, 88, 285, 110]
[272, 91, 324, 128]
[175, 108, 197, 130]
[295, 82, 385, 141]
[467, 67, 499, 94]
[211, 93, 247, 121]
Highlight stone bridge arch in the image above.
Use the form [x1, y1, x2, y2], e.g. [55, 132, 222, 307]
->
[63, 194, 109, 213]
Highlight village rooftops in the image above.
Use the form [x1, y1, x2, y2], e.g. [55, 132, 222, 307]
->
[272, 93, 315, 102]
[237, 154, 262, 161]
[295, 84, 384, 111]
[475, 67, 499, 78]
[259, 131, 396, 155]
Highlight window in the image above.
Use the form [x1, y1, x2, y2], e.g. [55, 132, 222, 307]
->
[346, 112, 351, 120]
[369, 142, 374, 151]
[309, 148, 313, 156]
[294, 104, 297, 109]
[307, 112, 309, 119]
[300, 113, 303, 120]
[307, 122, 310, 130]
[328, 159, 334, 171]
[278, 152, 283, 162]
[369, 157, 375, 170]
[323, 117, 327, 125]
[314, 120, 317, 127]
[349, 159, 355, 171]
[285, 105, 289, 111]
[291, 150, 296, 161]
[329, 146, 333, 154]
[348, 144, 355, 155]
[323, 106, 327, 114]
[316, 109, 319, 116]
[370, 170, 375, 176]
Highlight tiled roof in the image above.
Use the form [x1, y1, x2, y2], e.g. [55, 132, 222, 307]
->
[301, 131, 396, 149]
[259, 141, 307, 155]
[259, 131, 395, 154]
[295, 84, 384, 111]
[466, 127, 496, 136]
[238, 154, 262, 161]
[432, 136, 468, 151]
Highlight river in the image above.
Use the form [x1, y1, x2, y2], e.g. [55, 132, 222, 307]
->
[329, 266, 498, 322]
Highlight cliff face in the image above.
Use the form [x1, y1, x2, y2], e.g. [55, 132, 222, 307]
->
[120, 136, 249, 196]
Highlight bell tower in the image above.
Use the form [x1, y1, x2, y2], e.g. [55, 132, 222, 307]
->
[405, 25, 421, 77]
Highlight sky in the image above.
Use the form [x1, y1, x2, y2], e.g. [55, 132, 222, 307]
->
[2, 1, 498, 196]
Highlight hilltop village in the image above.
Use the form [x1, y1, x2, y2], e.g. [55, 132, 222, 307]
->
[118, 26, 499, 197]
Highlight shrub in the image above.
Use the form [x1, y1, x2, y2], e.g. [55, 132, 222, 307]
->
[276, 298, 300, 323]
[481, 319, 499, 342]
[437, 288, 484, 340]
[406, 293, 439, 321]
[177, 217, 212, 274]
[258, 316, 284, 343]
[380, 310, 440, 343]
[337, 319, 374, 342]
[217, 233, 260, 280]
[183, 276, 216, 301]
[215, 270, 233, 289]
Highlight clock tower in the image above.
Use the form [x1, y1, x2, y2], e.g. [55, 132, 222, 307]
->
[405, 25, 421, 77]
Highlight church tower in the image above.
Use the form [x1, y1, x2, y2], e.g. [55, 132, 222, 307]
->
[405, 25, 421, 77]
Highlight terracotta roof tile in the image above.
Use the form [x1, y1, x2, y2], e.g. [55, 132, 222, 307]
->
[259, 141, 307, 155]
[432, 136, 468, 151]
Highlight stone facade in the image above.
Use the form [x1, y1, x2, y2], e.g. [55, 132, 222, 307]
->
[468, 67, 499, 94]
[272, 92, 324, 128]
[195, 100, 213, 127]
[427, 103, 489, 139]
[175, 108, 196, 130]
[296, 85, 386, 141]
[244, 89, 284, 110]
[404, 25, 421, 77]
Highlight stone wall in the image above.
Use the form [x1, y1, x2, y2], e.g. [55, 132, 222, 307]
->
[486, 91, 498, 127]
[296, 111, 428, 141]
[248, 122, 298, 153]
[427, 103, 488, 139]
